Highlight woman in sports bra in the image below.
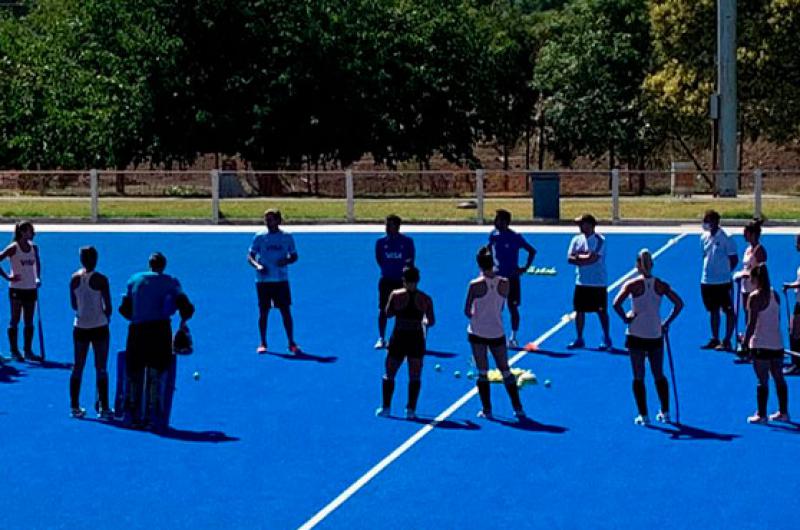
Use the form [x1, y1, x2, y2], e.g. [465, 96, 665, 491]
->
[376, 266, 435, 420]
[0, 221, 42, 361]
[743, 264, 790, 424]
[613, 249, 683, 425]
[465, 246, 524, 419]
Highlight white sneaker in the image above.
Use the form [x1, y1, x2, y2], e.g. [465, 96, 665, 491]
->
[513, 409, 527, 419]
[634, 415, 650, 426]
[655, 411, 670, 423]
[507, 337, 519, 348]
[747, 412, 767, 424]
[70, 407, 86, 419]
[375, 407, 390, 418]
[97, 409, 114, 420]
[374, 338, 387, 349]
[769, 411, 790, 422]
[477, 409, 493, 419]
[405, 408, 417, 420]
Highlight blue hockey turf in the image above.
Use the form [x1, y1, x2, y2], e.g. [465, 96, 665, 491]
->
[1, 228, 799, 529]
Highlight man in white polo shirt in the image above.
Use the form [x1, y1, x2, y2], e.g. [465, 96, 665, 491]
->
[700, 210, 738, 351]
[567, 214, 612, 350]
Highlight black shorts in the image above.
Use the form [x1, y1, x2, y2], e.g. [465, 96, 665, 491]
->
[379, 278, 403, 311]
[507, 275, 521, 307]
[625, 335, 663, 352]
[9, 288, 37, 304]
[751, 348, 784, 360]
[257, 281, 292, 309]
[468, 333, 506, 347]
[74, 325, 110, 344]
[701, 282, 733, 312]
[573, 285, 607, 313]
[126, 320, 173, 372]
[388, 330, 426, 360]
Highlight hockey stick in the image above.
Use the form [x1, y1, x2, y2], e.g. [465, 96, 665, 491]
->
[36, 293, 45, 361]
[664, 331, 680, 425]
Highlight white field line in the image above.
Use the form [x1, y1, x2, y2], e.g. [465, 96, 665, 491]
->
[297, 232, 688, 530]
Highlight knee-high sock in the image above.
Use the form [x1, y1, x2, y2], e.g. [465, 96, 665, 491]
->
[7, 327, 18, 354]
[407, 380, 421, 411]
[69, 375, 81, 409]
[757, 384, 769, 417]
[96, 371, 110, 411]
[477, 378, 492, 412]
[632, 380, 647, 416]
[655, 377, 670, 413]
[23, 325, 34, 354]
[776, 382, 789, 415]
[503, 374, 523, 412]
[382, 377, 395, 409]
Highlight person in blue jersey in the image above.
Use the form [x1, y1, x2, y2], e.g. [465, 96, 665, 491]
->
[699, 210, 738, 351]
[69, 246, 113, 419]
[567, 214, 612, 350]
[782, 234, 800, 375]
[119, 252, 194, 429]
[488, 209, 536, 348]
[374, 214, 415, 349]
[0, 221, 42, 362]
[248, 209, 300, 354]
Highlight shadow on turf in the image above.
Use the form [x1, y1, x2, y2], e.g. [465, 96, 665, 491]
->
[487, 415, 568, 434]
[767, 421, 800, 434]
[264, 350, 338, 363]
[24, 359, 74, 370]
[0, 362, 25, 383]
[389, 415, 480, 431]
[85, 417, 239, 443]
[424, 349, 459, 359]
[646, 422, 739, 442]
[515, 348, 574, 359]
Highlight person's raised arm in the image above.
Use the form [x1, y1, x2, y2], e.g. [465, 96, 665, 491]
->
[659, 281, 684, 332]
[69, 273, 79, 311]
[519, 238, 536, 273]
[612, 282, 634, 324]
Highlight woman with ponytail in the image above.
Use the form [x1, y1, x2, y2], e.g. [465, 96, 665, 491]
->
[0, 221, 42, 361]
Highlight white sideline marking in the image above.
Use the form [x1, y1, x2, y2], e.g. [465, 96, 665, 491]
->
[297, 232, 688, 530]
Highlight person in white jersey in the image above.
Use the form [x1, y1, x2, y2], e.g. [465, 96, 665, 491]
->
[248, 209, 301, 354]
[734, 219, 767, 357]
[742, 264, 789, 423]
[700, 210, 738, 351]
[613, 249, 684, 425]
[0, 221, 42, 361]
[567, 214, 612, 350]
[68, 246, 112, 419]
[465, 246, 525, 419]
[782, 234, 800, 375]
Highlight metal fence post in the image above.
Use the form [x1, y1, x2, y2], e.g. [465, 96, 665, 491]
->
[611, 168, 620, 223]
[345, 169, 354, 223]
[211, 170, 220, 224]
[476, 169, 485, 224]
[90, 169, 99, 222]
[753, 168, 763, 220]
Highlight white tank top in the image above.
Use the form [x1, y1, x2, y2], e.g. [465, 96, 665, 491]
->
[750, 290, 783, 350]
[628, 276, 662, 339]
[468, 275, 506, 339]
[10, 242, 38, 290]
[740, 244, 762, 293]
[74, 271, 109, 329]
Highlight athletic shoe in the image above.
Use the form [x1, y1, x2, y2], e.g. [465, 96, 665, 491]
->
[701, 338, 721, 350]
[374, 338, 387, 349]
[375, 407, 390, 418]
[634, 415, 650, 425]
[769, 411, 790, 422]
[513, 409, 527, 419]
[11, 351, 24, 362]
[783, 365, 800, 376]
[507, 337, 519, 348]
[714, 340, 733, 352]
[256, 344, 267, 354]
[747, 413, 768, 424]
[566, 338, 585, 350]
[405, 408, 417, 420]
[598, 339, 612, 351]
[477, 409, 493, 419]
[97, 409, 114, 421]
[24, 353, 42, 362]
[70, 407, 87, 419]
[655, 411, 671, 423]
[288, 344, 302, 355]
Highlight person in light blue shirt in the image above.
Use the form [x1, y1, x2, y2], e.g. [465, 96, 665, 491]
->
[699, 210, 738, 351]
[488, 209, 536, 347]
[248, 209, 300, 354]
[567, 214, 611, 350]
[374, 215, 415, 349]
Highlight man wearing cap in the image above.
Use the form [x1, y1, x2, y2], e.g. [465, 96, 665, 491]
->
[567, 214, 611, 350]
[119, 252, 194, 429]
[700, 209, 738, 351]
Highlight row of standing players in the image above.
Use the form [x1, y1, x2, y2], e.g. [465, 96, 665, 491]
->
[368, 209, 797, 425]
[0, 221, 195, 428]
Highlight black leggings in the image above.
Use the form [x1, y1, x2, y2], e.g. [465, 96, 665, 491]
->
[70, 327, 110, 409]
[753, 357, 788, 416]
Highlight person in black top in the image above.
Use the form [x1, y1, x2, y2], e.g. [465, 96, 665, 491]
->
[375, 266, 434, 420]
